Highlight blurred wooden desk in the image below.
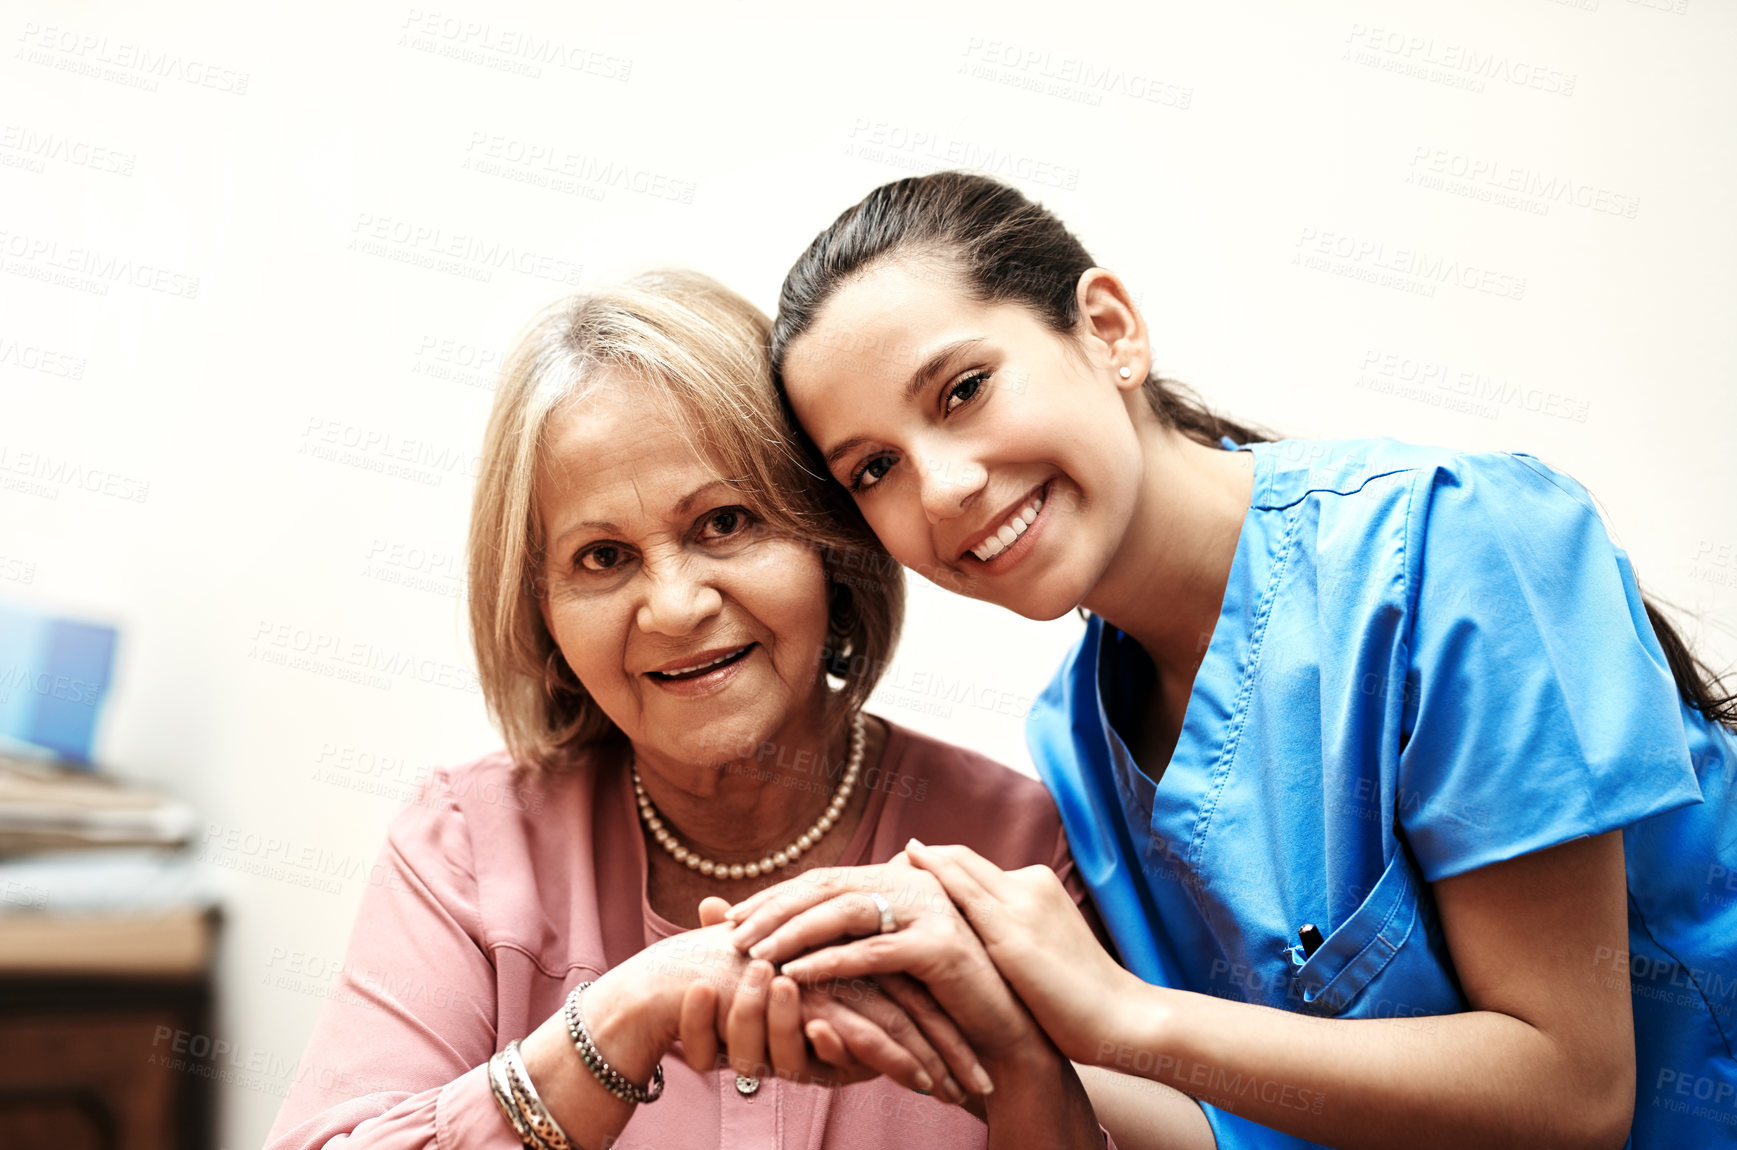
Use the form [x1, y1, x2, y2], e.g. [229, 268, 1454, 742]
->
[0, 909, 216, 1150]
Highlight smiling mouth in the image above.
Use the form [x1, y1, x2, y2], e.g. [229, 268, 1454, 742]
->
[647, 644, 755, 681]
[965, 484, 1047, 563]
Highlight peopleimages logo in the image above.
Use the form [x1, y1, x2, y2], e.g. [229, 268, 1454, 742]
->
[298, 416, 482, 487]
[0, 229, 199, 299]
[1352, 349, 1591, 424]
[462, 133, 696, 203]
[1292, 227, 1526, 302]
[248, 620, 482, 695]
[0, 336, 87, 379]
[0, 663, 100, 707]
[843, 120, 1081, 190]
[1341, 23, 1576, 97]
[347, 213, 582, 286]
[397, 9, 631, 81]
[1406, 147, 1640, 220]
[0, 444, 150, 503]
[0, 125, 136, 175]
[959, 39, 1193, 110]
[15, 22, 250, 95]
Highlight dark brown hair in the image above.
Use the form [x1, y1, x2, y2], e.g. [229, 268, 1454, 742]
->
[769, 170, 1734, 728]
[771, 171, 1268, 451]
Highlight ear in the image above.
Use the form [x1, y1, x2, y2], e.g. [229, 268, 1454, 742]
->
[1074, 268, 1150, 393]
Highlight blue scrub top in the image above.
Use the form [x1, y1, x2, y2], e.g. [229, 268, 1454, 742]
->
[1028, 438, 1737, 1149]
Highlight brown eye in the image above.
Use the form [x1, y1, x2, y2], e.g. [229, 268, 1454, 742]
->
[700, 506, 752, 539]
[852, 454, 896, 492]
[579, 544, 625, 572]
[944, 371, 988, 414]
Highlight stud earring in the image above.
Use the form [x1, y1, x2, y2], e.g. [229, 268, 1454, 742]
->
[1118, 366, 1133, 380]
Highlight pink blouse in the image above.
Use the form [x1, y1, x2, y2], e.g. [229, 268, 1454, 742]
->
[265, 719, 1095, 1150]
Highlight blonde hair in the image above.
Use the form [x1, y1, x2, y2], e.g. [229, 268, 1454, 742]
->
[468, 269, 904, 771]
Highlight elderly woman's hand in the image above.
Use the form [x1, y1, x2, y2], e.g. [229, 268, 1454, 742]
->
[722, 856, 1051, 1091]
[557, 912, 974, 1104]
[521, 871, 1101, 1148]
[677, 960, 979, 1104]
[669, 897, 974, 1102]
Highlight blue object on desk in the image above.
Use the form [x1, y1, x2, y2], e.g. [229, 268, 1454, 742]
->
[0, 603, 118, 765]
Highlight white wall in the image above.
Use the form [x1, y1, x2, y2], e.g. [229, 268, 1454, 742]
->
[4, 1, 1733, 1145]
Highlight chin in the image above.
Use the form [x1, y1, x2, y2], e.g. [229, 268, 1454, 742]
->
[1000, 593, 1084, 624]
[657, 725, 760, 770]
[967, 570, 1090, 623]
[1012, 597, 1083, 623]
[678, 708, 790, 768]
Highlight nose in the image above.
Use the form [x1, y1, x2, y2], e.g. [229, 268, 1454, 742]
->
[915, 450, 987, 525]
[635, 556, 724, 636]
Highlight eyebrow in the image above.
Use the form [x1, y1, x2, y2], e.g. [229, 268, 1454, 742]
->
[673, 479, 734, 516]
[546, 517, 618, 554]
[821, 338, 985, 469]
[545, 479, 736, 552]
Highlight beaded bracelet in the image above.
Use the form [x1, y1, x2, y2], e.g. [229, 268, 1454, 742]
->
[564, 982, 665, 1104]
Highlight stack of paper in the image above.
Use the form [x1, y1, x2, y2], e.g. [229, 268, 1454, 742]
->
[0, 847, 216, 974]
[0, 754, 196, 854]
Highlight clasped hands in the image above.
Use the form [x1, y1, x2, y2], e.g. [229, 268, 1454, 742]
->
[639, 841, 1125, 1109]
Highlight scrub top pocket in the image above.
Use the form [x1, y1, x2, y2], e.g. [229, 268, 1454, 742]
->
[1290, 846, 1465, 1022]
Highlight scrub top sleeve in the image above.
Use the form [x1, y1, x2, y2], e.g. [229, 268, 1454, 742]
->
[1395, 453, 1702, 883]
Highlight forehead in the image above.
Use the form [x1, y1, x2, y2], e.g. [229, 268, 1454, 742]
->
[784, 257, 1067, 402]
[785, 259, 977, 383]
[538, 379, 726, 515]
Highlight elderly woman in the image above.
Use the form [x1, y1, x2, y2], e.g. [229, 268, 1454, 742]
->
[263, 271, 1106, 1150]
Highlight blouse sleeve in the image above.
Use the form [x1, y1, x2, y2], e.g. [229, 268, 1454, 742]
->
[1395, 452, 1702, 883]
[264, 770, 519, 1150]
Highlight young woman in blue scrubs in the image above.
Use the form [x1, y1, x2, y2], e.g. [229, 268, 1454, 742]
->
[731, 172, 1736, 1148]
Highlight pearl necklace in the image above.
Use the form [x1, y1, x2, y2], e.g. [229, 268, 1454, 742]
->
[632, 712, 866, 881]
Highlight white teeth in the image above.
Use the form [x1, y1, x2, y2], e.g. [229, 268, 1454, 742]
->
[662, 649, 741, 676]
[969, 490, 1047, 562]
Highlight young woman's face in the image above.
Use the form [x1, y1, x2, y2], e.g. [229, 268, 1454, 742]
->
[537, 380, 832, 772]
[781, 258, 1146, 621]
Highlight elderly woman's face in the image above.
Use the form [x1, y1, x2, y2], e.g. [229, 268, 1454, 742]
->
[536, 380, 833, 770]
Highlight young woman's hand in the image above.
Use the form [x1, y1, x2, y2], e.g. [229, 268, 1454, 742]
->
[889, 839, 1141, 1065]
[725, 855, 1050, 1086]
[724, 858, 1111, 1147]
[672, 895, 972, 1098]
[676, 961, 975, 1104]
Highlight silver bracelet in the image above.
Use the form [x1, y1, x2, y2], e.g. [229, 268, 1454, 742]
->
[502, 1040, 574, 1150]
[564, 982, 665, 1105]
[488, 1044, 562, 1150]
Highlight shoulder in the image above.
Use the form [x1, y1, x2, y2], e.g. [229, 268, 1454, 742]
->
[1249, 436, 1445, 511]
[1407, 449, 1603, 534]
[1250, 436, 1589, 510]
[870, 718, 1065, 871]
[1250, 438, 1610, 568]
[1400, 450, 1622, 613]
[390, 748, 600, 865]
[384, 747, 628, 958]
[419, 749, 558, 814]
